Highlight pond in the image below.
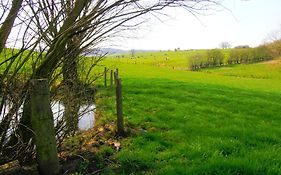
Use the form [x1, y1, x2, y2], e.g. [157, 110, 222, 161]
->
[51, 101, 96, 131]
[1, 101, 96, 131]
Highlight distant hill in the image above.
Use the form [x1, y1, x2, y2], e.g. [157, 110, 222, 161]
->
[84, 48, 159, 56]
[100, 48, 129, 55]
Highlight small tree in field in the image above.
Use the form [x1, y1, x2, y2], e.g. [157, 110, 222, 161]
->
[219, 42, 231, 49]
[188, 53, 205, 70]
[207, 49, 224, 67]
[266, 40, 281, 57]
[265, 29, 281, 57]
[130, 49, 136, 59]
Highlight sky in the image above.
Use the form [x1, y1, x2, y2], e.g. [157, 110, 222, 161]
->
[117, 0, 281, 50]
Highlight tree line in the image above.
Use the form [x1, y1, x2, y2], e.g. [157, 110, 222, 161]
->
[188, 46, 273, 70]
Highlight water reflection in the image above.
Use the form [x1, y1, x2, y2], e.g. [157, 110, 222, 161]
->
[78, 105, 95, 131]
[51, 101, 96, 131]
[1, 101, 95, 131]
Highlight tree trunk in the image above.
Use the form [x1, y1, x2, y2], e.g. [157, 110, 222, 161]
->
[10, 0, 90, 156]
[62, 40, 80, 135]
[0, 0, 23, 53]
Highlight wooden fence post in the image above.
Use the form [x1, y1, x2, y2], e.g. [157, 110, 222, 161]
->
[114, 68, 119, 85]
[104, 67, 107, 87]
[29, 79, 60, 175]
[116, 77, 124, 136]
[114, 71, 117, 85]
[110, 69, 113, 89]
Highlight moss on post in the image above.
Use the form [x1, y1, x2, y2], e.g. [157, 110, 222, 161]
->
[29, 79, 60, 175]
[116, 77, 124, 136]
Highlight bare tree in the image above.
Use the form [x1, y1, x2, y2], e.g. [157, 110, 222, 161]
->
[265, 29, 281, 57]
[0, 0, 224, 163]
[130, 49, 136, 58]
[219, 41, 231, 49]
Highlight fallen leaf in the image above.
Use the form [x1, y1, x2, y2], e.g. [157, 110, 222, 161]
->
[113, 142, 121, 151]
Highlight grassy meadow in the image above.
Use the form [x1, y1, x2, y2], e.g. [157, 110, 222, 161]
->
[2, 48, 281, 174]
[94, 51, 281, 174]
[105, 50, 208, 69]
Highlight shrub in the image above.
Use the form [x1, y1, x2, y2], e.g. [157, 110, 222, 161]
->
[207, 49, 224, 67]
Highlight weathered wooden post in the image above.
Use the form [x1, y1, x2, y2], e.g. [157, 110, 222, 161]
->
[116, 68, 119, 77]
[114, 68, 119, 85]
[114, 71, 117, 84]
[104, 67, 107, 87]
[29, 79, 60, 175]
[110, 69, 113, 89]
[116, 77, 124, 136]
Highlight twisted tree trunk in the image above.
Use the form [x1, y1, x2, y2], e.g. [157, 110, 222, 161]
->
[5, 0, 91, 161]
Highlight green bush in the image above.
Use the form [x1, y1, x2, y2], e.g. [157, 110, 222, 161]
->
[207, 49, 224, 67]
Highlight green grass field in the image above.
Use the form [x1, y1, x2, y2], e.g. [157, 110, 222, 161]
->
[96, 53, 281, 174]
[2, 48, 281, 174]
[105, 50, 212, 69]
